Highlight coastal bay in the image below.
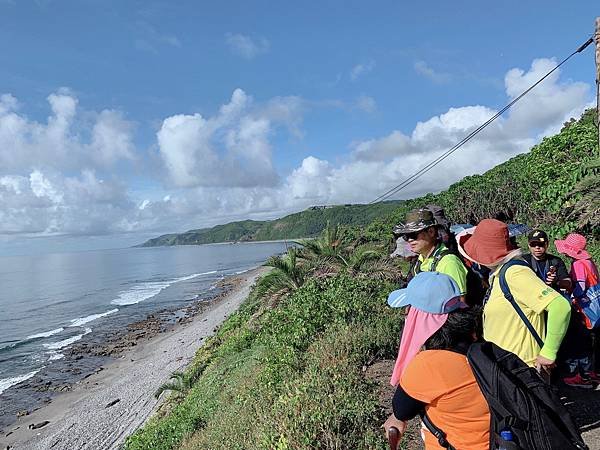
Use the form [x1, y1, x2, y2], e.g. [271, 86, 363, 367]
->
[1, 267, 267, 450]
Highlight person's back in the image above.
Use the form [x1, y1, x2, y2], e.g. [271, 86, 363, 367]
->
[384, 273, 490, 450]
[457, 219, 571, 372]
[399, 349, 490, 450]
[484, 262, 561, 366]
[571, 258, 599, 299]
[555, 233, 600, 387]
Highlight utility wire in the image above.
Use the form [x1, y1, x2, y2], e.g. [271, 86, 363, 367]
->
[369, 36, 594, 205]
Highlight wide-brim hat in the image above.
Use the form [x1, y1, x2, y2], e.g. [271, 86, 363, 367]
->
[393, 208, 437, 234]
[387, 271, 466, 313]
[555, 233, 591, 260]
[456, 218, 516, 266]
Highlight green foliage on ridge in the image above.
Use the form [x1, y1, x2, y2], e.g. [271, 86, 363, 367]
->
[364, 109, 599, 254]
[137, 202, 402, 247]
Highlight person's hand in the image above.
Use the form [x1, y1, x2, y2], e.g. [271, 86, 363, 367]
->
[383, 414, 407, 445]
[545, 272, 557, 285]
[535, 355, 556, 374]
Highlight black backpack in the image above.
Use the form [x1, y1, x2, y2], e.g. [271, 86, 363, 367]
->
[421, 342, 588, 450]
[467, 341, 588, 450]
[411, 246, 487, 306]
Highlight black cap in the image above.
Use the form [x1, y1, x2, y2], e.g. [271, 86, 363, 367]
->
[528, 229, 548, 244]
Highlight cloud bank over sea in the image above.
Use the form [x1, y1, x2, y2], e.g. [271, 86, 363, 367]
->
[0, 58, 591, 244]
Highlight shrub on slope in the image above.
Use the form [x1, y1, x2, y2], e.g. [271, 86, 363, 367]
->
[124, 274, 402, 450]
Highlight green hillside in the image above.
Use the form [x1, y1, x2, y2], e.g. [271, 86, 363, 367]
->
[137, 201, 403, 247]
[125, 110, 599, 450]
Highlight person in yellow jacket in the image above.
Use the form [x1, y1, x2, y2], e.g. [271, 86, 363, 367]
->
[457, 219, 571, 374]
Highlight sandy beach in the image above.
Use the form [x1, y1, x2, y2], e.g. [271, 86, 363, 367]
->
[1, 266, 267, 450]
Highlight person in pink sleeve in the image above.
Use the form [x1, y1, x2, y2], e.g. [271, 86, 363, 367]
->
[555, 233, 600, 387]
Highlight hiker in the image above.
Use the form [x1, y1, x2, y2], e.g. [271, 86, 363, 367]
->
[456, 219, 571, 374]
[393, 208, 467, 291]
[555, 233, 600, 387]
[524, 229, 571, 292]
[383, 271, 490, 450]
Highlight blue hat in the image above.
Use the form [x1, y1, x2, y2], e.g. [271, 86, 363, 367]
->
[387, 272, 465, 314]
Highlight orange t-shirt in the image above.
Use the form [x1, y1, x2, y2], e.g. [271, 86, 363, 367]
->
[400, 350, 490, 450]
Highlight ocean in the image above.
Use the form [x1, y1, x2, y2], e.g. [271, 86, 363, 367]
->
[0, 242, 287, 425]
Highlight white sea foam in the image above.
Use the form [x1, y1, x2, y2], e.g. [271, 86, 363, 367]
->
[70, 309, 118, 327]
[47, 351, 64, 361]
[26, 327, 65, 340]
[43, 327, 92, 350]
[111, 271, 215, 306]
[0, 369, 40, 395]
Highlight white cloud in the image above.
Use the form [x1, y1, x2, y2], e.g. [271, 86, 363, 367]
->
[225, 33, 270, 59]
[157, 88, 303, 188]
[289, 58, 590, 204]
[0, 58, 592, 240]
[0, 170, 134, 235]
[350, 61, 375, 81]
[0, 90, 136, 171]
[134, 21, 181, 53]
[414, 60, 451, 84]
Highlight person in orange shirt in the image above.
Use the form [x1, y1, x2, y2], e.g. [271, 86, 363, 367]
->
[383, 271, 490, 450]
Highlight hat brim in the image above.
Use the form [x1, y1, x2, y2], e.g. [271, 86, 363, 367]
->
[456, 228, 512, 266]
[388, 288, 410, 308]
[555, 239, 591, 260]
[394, 223, 435, 234]
[387, 289, 409, 308]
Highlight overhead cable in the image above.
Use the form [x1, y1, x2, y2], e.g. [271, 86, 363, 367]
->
[369, 36, 594, 205]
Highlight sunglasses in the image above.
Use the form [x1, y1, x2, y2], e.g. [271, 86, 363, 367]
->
[529, 242, 546, 248]
[402, 231, 422, 241]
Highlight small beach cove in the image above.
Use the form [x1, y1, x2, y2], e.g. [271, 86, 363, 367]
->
[1, 266, 268, 450]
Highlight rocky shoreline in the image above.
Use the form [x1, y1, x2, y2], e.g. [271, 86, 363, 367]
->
[0, 272, 249, 441]
[66, 275, 239, 360]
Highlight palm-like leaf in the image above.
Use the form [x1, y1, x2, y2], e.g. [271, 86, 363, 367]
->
[154, 371, 191, 399]
[255, 248, 307, 299]
[346, 244, 381, 271]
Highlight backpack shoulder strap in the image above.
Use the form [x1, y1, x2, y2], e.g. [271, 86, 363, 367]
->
[412, 259, 421, 276]
[497, 259, 545, 348]
[430, 248, 454, 272]
[419, 412, 456, 450]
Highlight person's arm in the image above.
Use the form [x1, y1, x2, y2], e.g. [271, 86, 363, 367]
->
[538, 296, 571, 362]
[383, 385, 424, 447]
[392, 384, 425, 420]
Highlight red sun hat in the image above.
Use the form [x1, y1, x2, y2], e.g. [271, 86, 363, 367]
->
[457, 219, 516, 266]
[555, 233, 591, 260]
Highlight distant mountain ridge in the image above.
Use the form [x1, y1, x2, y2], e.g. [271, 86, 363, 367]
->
[137, 201, 402, 247]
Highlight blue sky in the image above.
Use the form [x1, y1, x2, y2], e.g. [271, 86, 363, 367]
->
[0, 1, 598, 254]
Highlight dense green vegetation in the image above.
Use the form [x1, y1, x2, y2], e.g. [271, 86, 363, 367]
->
[125, 274, 402, 450]
[125, 110, 599, 450]
[364, 109, 599, 257]
[137, 202, 402, 247]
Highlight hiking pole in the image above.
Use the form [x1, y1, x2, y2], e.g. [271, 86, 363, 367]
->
[388, 426, 400, 450]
